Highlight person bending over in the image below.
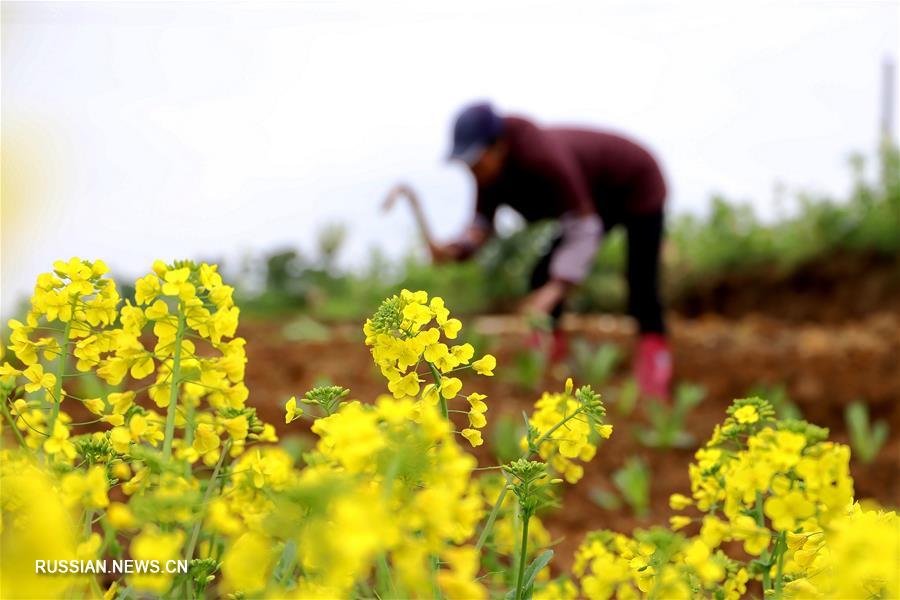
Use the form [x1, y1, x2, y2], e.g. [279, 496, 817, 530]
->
[431, 102, 672, 399]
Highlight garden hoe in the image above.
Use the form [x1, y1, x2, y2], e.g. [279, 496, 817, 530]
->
[382, 183, 436, 251]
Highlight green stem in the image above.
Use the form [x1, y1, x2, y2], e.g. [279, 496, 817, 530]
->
[476, 410, 583, 552]
[430, 554, 444, 600]
[274, 540, 298, 587]
[83, 509, 95, 538]
[210, 533, 222, 562]
[476, 480, 510, 551]
[82, 508, 106, 598]
[755, 492, 772, 591]
[427, 361, 449, 419]
[0, 399, 27, 449]
[162, 311, 186, 460]
[376, 554, 396, 599]
[184, 439, 231, 562]
[754, 492, 765, 528]
[47, 314, 73, 435]
[88, 572, 105, 598]
[773, 531, 787, 598]
[183, 402, 195, 477]
[514, 509, 531, 600]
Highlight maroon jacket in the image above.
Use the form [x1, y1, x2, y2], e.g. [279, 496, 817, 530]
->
[475, 117, 666, 228]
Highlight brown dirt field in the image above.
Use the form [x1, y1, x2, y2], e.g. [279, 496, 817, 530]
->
[239, 305, 900, 570]
[672, 251, 900, 324]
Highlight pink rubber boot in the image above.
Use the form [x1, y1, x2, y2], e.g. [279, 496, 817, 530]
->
[526, 330, 569, 364]
[635, 333, 672, 401]
[549, 329, 569, 364]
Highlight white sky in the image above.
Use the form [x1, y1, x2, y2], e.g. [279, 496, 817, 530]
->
[2, 0, 898, 314]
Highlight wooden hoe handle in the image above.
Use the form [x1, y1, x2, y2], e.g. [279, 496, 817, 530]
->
[382, 183, 436, 249]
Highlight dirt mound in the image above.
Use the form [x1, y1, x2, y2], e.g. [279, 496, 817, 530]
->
[672, 252, 900, 323]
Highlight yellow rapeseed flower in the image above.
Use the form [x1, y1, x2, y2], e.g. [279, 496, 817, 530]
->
[284, 396, 300, 424]
[734, 404, 759, 424]
[461, 428, 483, 447]
[472, 354, 496, 376]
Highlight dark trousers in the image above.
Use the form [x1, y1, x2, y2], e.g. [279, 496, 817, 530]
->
[530, 211, 666, 334]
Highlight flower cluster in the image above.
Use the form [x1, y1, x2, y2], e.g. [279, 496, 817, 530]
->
[1, 259, 274, 598]
[3, 259, 117, 459]
[673, 398, 855, 563]
[1, 271, 575, 600]
[364, 289, 496, 446]
[791, 503, 900, 598]
[523, 379, 612, 483]
[563, 397, 898, 599]
[683, 399, 852, 529]
[282, 394, 486, 598]
[571, 528, 750, 600]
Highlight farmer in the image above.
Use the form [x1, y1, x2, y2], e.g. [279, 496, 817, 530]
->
[431, 102, 671, 399]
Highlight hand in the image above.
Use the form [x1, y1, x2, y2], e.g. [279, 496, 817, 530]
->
[520, 280, 569, 317]
[429, 243, 459, 264]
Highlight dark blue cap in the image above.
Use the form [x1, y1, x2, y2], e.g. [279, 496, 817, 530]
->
[448, 102, 504, 165]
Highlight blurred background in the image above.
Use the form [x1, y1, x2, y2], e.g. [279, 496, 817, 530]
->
[2, 1, 898, 311]
[2, 0, 899, 557]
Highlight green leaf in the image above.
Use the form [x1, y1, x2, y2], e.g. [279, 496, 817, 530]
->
[522, 549, 554, 594]
[871, 420, 889, 457]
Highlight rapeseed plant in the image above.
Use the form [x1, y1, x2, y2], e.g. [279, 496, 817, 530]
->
[565, 397, 897, 599]
[0, 260, 894, 599]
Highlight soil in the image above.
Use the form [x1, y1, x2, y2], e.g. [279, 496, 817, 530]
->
[671, 251, 900, 324]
